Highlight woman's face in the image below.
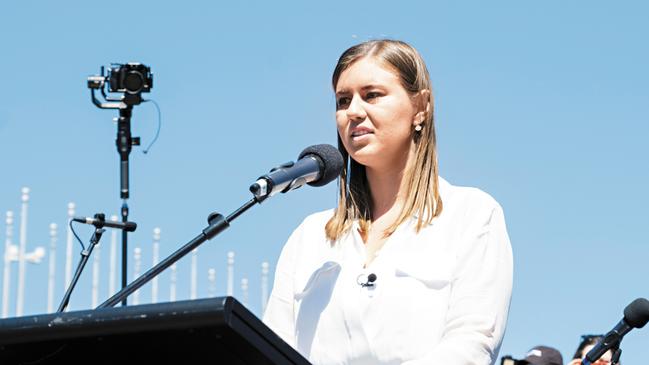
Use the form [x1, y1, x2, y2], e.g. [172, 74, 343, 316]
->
[582, 345, 612, 364]
[334, 57, 421, 170]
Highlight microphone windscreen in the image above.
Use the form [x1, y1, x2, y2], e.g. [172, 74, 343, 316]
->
[623, 297, 649, 328]
[299, 144, 344, 187]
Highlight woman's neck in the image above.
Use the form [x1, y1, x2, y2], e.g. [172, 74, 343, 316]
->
[365, 160, 408, 222]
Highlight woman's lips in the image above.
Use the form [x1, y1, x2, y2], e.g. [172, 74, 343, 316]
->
[351, 128, 373, 140]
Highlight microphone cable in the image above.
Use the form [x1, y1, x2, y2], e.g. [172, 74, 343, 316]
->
[68, 219, 86, 251]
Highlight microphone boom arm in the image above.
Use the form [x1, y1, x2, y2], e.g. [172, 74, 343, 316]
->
[97, 197, 260, 309]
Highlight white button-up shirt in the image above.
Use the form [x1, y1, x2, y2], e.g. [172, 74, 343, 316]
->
[263, 178, 513, 365]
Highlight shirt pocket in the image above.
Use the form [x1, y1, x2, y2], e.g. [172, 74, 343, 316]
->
[393, 256, 454, 290]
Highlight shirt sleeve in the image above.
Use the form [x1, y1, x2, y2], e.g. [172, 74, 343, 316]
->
[403, 203, 514, 365]
[262, 220, 304, 348]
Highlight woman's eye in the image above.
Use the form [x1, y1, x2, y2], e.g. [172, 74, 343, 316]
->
[337, 97, 350, 107]
[366, 92, 381, 100]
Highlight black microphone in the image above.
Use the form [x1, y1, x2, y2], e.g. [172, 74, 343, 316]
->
[72, 214, 137, 232]
[250, 144, 344, 200]
[584, 298, 649, 364]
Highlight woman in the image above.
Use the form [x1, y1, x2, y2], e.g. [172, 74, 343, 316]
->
[263, 39, 513, 365]
[568, 335, 615, 365]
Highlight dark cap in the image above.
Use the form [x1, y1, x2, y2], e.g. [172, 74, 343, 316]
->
[522, 346, 563, 365]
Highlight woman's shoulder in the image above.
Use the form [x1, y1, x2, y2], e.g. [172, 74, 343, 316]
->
[439, 176, 502, 212]
[437, 177, 506, 229]
[301, 208, 336, 226]
[281, 209, 335, 257]
[290, 208, 335, 237]
[436, 178, 511, 255]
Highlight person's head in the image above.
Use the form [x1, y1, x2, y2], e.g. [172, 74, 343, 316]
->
[520, 345, 564, 365]
[572, 335, 614, 364]
[325, 39, 443, 241]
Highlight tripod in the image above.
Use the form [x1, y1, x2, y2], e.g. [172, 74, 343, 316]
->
[88, 65, 149, 306]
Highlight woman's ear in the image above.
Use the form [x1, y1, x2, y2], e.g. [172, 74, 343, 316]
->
[412, 89, 431, 127]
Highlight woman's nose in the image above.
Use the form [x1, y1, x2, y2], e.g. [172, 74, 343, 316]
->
[346, 95, 366, 121]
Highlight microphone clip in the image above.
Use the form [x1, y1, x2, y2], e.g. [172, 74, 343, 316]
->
[90, 213, 107, 228]
[357, 273, 377, 288]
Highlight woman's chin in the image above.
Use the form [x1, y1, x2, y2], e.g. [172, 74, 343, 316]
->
[349, 148, 378, 167]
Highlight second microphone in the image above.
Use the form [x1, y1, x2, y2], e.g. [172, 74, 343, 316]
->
[72, 214, 137, 232]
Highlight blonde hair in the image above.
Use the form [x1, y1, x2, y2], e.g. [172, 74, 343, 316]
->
[325, 39, 443, 241]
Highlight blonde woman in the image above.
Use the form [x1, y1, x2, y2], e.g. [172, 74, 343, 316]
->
[263, 39, 513, 365]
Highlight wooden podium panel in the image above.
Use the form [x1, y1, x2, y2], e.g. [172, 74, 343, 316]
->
[0, 296, 309, 365]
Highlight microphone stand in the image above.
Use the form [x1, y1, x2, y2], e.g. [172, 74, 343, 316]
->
[58, 225, 105, 313]
[97, 197, 260, 309]
[90, 84, 141, 307]
[117, 104, 139, 308]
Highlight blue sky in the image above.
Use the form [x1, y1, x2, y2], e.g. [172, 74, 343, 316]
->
[1, 0, 647, 362]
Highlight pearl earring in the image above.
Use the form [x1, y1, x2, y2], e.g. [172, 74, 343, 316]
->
[414, 124, 422, 132]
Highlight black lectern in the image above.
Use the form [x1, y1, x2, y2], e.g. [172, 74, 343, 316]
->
[0, 296, 310, 365]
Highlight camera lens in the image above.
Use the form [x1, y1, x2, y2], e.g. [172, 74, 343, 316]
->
[124, 71, 144, 93]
